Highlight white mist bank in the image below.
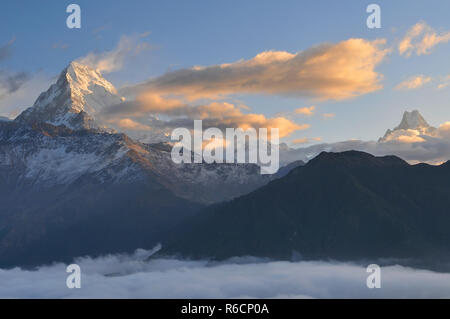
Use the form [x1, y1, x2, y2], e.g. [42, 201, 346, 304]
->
[1, 249, 450, 298]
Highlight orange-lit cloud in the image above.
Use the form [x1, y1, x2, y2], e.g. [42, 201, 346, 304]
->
[295, 106, 316, 116]
[395, 75, 431, 90]
[114, 118, 152, 131]
[103, 96, 307, 138]
[292, 137, 322, 145]
[399, 21, 450, 57]
[125, 38, 388, 101]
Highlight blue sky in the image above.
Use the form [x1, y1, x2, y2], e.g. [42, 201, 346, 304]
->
[2, 0, 450, 145]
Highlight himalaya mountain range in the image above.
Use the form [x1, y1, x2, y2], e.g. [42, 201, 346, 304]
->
[0, 62, 449, 268]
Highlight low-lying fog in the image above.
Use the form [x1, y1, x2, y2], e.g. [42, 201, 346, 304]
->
[1, 247, 449, 298]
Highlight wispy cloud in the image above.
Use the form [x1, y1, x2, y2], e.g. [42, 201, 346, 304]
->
[77, 34, 151, 74]
[395, 75, 431, 90]
[52, 42, 70, 50]
[0, 72, 52, 118]
[399, 21, 450, 57]
[437, 75, 450, 89]
[0, 38, 31, 105]
[292, 137, 321, 145]
[295, 106, 316, 116]
[0, 38, 15, 62]
[322, 113, 336, 119]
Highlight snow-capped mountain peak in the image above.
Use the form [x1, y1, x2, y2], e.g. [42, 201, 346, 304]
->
[15, 61, 123, 130]
[379, 110, 437, 142]
[395, 110, 430, 130]
[65, 61, 118, 97]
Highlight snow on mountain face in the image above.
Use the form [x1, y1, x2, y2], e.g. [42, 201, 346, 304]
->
[0, 120, 270, 204]
[15, 62, 123, 130]
[379, 110, 437, 142]
[395, 110, 431, 130]
[2, 61, 275, 204]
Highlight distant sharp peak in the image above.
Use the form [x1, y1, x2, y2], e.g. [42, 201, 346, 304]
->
[395, 110, 431, 130]
[15, 61, 123, 131]
[379, 109, 437, 142]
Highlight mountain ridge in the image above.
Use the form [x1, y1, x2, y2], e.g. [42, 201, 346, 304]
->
[161, 150, 450, 267]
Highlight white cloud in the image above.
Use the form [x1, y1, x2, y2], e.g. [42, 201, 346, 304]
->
[1, 248, 450, 298]
[77, 34, 151, 74]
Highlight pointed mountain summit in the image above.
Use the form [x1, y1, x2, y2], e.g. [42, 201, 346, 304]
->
[379, 110, 437, 142]
[15, 61, 123, 130]
[395, 110, 431, 130]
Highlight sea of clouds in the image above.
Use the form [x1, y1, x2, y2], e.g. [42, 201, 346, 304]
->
[1, 247, 450, 298]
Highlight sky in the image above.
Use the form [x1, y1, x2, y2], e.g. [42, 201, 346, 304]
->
[2, 0, 450, 146]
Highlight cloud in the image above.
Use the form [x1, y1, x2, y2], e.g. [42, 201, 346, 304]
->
[0, 72, 52, 118]
[295, 106, 315, 116]
[292, 138, 309, 145]
[102, 97, 307, 138]
[0, 38, 15, 62]
[395, 75, 431, 90]
[399, 21, 450, 57]
[124, 38, 388, 101]
[1, 249, 450, 298]
[0, 71, 29, 99]
[292, 137, 322, 145]
[108, 38, 388, 139]
[322, 113, 335, 119]
[383, 129, 426, 143]
[285, 119, 450, 165]
[113, 118, 152, 131]
[437, 75, 450, 89]
[52, 43, 70, 50]
[0, 38, 32, 105]
[77, 34, 151, 74]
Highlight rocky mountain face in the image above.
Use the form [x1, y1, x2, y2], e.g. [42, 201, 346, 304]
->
[162, 151, 450, 267]
[0, 62, 277, 267]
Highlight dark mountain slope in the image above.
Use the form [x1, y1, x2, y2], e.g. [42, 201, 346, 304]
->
[162, 151, 450, 263]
